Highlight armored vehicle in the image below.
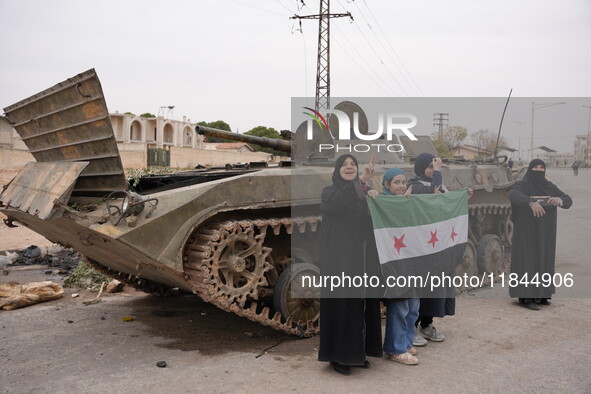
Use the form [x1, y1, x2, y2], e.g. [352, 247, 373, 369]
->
[1, 70, 516, 336]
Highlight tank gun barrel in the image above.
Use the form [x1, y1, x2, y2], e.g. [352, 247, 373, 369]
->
[195, 125, 292, 154]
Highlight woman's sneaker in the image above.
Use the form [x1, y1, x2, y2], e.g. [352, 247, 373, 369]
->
[387, 352, 419, 365]
[420, 324, 445, 342]
[413, 326, 428, 346]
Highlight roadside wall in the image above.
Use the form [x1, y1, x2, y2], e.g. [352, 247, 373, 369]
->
[0, 146, 35, 169]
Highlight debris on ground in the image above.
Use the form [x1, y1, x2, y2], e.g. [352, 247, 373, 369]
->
[156, 361, 167, 368]
[0, 251, 18, 266]
[122, 316, 135, 322]
[106, 280, 124, 293]
[83, 282, 106, 306]
[4, 244, 81, 274]
[63, 262, 110, 291]
[83, 299, 102, 306]
[0, 281, 64, 310]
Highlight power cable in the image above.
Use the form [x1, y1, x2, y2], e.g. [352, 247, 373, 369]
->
[359, 0, 429, 98]
[228, 0, 290, 17]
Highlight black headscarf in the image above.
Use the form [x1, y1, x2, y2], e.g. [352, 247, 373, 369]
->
[414, 153, 435, 178]
[332, 154, 360, 189]
[525, 158, 549, 187]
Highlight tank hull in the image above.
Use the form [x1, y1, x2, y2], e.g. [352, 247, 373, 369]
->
[1, 70, 519, 336]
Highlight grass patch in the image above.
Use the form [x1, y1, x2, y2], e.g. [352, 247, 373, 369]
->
[64, 262, 110, 291]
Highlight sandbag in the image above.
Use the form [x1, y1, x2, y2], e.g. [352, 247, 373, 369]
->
[0, 281, 64, 310]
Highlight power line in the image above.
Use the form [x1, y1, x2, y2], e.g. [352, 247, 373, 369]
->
[358, 0, 429, 98]
[228, 0, 290, 17]
[324, 0, 430, 115]
[276, 0, 297, 14]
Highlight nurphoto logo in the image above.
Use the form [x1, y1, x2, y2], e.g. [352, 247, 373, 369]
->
[303, 107, 419, 153]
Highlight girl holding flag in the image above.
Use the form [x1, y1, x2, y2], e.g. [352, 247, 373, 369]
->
[381, 168, 420, 365]
[407, 153, 472, 346]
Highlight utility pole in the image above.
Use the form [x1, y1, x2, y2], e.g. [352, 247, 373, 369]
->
[433, 113, 449, 141]
[291, 1, 352, 112]
[530, 101, 565, 161]
[514, 121, 525, 162]
[584, 105, 591, 166]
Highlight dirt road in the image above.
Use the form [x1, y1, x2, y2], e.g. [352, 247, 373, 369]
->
[1, 169, 590, 393]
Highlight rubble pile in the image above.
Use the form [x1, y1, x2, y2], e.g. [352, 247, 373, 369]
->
[4, 245, 81, 274]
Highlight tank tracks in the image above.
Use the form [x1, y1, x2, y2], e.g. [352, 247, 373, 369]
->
[85, 203, 511, 337]
[183, 217, 321, 337]
[468, 203, 511, 216]
[468, 203, 513, 247]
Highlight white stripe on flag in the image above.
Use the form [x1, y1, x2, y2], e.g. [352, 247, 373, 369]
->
[373, 214, 468, 264]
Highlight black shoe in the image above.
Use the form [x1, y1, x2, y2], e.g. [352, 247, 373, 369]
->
[522, 302, 540, 311]
[330, 362, 351, 376]
[539, 299, 551, 305]
[354, 360, 371, 369]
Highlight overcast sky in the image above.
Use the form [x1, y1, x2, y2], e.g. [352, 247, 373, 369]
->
[1, 0, 590, 153]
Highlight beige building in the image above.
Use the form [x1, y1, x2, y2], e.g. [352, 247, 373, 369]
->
[452, 144, 492, 160]
[0, 114, 287, 170]
[549, 152, 576, 168]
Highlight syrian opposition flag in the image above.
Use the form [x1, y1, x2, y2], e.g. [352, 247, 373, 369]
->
[367, 189, 468, 298]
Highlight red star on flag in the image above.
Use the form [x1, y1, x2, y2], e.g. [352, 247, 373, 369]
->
[450, 226, 458, 242]
[428, 229, 439, 248]
[393, 234, 407, 254]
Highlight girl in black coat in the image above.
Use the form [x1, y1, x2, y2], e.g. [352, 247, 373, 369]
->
[406, 153, 472, 345]
[317, 154, 383, 375]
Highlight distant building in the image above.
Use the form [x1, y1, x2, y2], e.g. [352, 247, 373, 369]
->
[452, 144, 492, 160]
[110, 113, 202, 149]
[574, 135, 588, 166]
[550, 152, 576, 168]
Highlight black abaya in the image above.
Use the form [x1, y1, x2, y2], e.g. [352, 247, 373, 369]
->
[317, 155, 383, 366]
[509, 160, 572, 299]
[407, 153, 455, 318]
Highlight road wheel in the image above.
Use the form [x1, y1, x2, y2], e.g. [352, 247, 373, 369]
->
[477, 234, 504, 275]
[273, 263, 320, 325]
[455, 240, 478, 289]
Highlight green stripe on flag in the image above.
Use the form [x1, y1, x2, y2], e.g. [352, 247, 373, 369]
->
[367, 189, 468, 229]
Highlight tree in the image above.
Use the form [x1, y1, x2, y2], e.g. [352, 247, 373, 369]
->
[245, 126, 281, 139]
[140, 112, 156, 118]
[197, 120, 233, 142]
[432, 139, 453, 158]
[470, 129, 508, 156]
[431, 125, 468, 158]
[245, 126, 284, 156]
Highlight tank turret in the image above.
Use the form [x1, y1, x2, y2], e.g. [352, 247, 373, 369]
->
[196, 125, 292, 154]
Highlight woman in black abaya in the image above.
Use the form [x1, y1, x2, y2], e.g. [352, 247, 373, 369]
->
[317, 154, 383, 376]
[509, 159, 572, 310]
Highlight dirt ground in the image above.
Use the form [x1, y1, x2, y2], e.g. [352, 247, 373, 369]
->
[1, 168, 590, 393]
